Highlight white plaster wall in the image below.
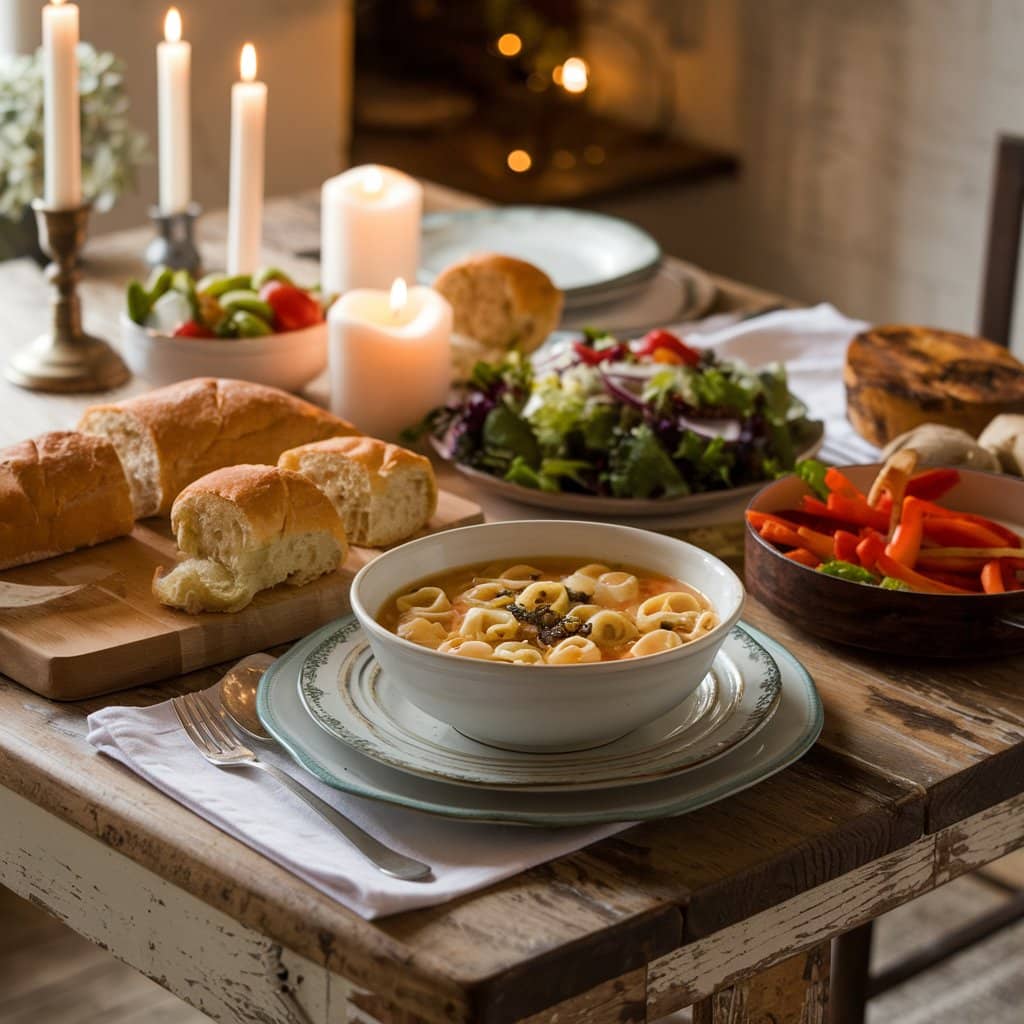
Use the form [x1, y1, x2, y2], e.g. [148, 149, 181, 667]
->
[4, 0, 352, 235]
[592, 0, 1024, 355]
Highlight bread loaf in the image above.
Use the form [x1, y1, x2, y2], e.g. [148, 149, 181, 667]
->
[0, 431, 134, 570]
[79, 378, 359, 518]
[845, 326, 1024, 446]
[279, 436, 437, 547]
[152, 465, 348, 614]
[433, 252, 563, 354]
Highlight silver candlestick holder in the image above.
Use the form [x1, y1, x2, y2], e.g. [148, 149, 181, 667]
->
[145, 202, 202, 276]
[5, 199, 130, 393]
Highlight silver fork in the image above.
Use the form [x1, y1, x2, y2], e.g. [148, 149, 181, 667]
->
[172, 691, 432, 882]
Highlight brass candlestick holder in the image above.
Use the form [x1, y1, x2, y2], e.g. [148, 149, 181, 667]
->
[5, 199, 130, 393]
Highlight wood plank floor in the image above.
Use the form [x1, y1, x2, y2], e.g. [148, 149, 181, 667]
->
[3, 851, 1024, 1023]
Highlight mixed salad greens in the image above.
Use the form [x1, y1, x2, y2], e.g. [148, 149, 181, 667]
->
[409, 327, 821, 501]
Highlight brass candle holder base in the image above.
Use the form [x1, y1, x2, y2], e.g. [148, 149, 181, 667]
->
[5, 200, 130, 393]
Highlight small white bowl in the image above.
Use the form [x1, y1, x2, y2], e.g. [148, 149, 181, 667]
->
[350, 520, 745, 752]
[119, 312, 327, 392]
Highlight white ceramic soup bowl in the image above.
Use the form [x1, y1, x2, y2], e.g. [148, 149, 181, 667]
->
[349, 520, 745, 752]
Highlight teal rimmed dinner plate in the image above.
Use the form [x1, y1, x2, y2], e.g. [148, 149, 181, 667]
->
[296, 624, 782, 792]
[257, 619, 822, 827]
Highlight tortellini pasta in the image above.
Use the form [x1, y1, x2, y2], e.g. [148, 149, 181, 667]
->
[546, 636, 602, 664]
[630, 629, 685, 658]
[460, 607, 520, 643]
[397, 616, 448, 649]
[395, 586, 451, 621]
[586, 609, 639, 647]
[381, 559, 719, 663]
[493, 641, 545, 665]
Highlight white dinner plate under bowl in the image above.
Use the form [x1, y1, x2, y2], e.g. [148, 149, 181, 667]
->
[257, 619, 822, 827]
[297, 621, 782, 792]
[418, 207, 661, 298]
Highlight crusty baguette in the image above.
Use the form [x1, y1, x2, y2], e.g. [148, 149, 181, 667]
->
[79, 377, 359, 518]
[845, 325, 1024, 446]
[0, 431, 134, 570]
[279, 436, 437, 547]
[153, 464, 348, 614]
[432, 252, 563, 354]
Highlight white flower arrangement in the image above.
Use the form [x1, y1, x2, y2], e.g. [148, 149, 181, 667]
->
[0, 43, 150, 219]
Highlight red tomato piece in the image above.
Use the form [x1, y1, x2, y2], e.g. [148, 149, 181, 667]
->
[634, 329, 701, 366]
[172, 319, 214, 339]
[259, 281, 324, 332]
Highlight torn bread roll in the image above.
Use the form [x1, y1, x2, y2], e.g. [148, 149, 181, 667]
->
[0, 431, 134, 570]
[153, 465, 349, 614]
[432, 252, 563, 355]
[279, 436, 437, 547]
[978, 414, 1024, 475]
[79, 377, 359, 518]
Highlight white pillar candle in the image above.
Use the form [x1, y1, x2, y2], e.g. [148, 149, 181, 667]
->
[328, 279, 451, 439]
[42, 0, 81, 209]
[321, 165, 422, 294]
[226, 43, 266, 275]
[157, 7, 191, 214]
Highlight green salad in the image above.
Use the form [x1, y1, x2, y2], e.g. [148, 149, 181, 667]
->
[410, 327, 821, 500]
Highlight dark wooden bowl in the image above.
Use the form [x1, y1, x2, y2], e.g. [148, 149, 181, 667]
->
[744, 465, 1024, 658]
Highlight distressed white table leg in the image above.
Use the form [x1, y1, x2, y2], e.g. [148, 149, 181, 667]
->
[0, 785, 391, 1024]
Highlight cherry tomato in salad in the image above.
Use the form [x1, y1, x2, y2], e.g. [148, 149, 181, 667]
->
[634, 328, 701, 366]
[259, 281, 324, 332]
[172, 319, 215, 339]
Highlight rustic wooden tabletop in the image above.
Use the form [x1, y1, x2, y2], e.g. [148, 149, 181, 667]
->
[1, 188, 1023, 1024]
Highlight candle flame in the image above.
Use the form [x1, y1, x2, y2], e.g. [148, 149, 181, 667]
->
[559, 56, 589, 94]
[52, 0, 66, 5]
[240, 43, 257, 83]
[164, 7, 182, 43]
[389, 278, 408, 317]
[362, 166, 384, 196]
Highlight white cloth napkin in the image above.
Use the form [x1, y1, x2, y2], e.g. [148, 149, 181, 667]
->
[683, 302, 878, 468]
[86, 691, 627, 920]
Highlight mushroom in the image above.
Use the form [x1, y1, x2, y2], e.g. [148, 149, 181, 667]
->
[978, 414, 1024, 476]
[881, 424, 1001, 472]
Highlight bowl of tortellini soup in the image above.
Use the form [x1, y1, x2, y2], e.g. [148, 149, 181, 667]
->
[349, 520, 745, 751]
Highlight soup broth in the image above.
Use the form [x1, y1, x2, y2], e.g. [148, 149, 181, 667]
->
[378, 557, 719, 664]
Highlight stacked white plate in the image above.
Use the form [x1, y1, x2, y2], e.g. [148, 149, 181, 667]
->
[257, 616, 822, 827]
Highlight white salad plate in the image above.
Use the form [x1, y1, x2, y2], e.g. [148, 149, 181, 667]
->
[418, 207, 662, 298]
[296, 621, 783, 792]
[439, 421, 824, 520]
[257, 619, 823, 827]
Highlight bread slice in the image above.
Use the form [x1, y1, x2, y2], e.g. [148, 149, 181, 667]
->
[79, 377, 360, 518]
[153, 465, 349, 614]
[432, 252, 563, 354]
[845, 326, 1024, 446]
[278, 436, 437, 547]
[0, 431, 134, 570]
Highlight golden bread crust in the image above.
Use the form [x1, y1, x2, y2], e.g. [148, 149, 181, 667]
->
[0, 431, 134, 569]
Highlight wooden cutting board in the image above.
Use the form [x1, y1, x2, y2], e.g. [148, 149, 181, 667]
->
[0, 490, 483, 700]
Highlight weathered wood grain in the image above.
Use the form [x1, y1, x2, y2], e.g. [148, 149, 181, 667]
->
[645, 791, 1024, 1020]
[692, 943, 830, 1024]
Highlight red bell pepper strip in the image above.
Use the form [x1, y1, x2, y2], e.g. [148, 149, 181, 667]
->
[800, 495, 831, 517]
[885, 496, 925, 566]
[856, 531, 886, 569]
[833, 530, 860, 563]
[633, 329, 701, 366]
[759, 521, 805, 550]
[921, 517, 1009, 549]
[824, 467, 867, 501]
[825, 494, 890, 532]
[981, 560, 1006, 594]
[924, 570, 983, 592]
[916, 554, 991, 573]
[746, 510, 804, 532]
[875, 554, 973, 594]
[905, 468, 960, 501]
[573, 341, 626, 365]
[1002, 561, 1024, 591]
[785, 548, 820, 568]
[912, 501, 1022, 548]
